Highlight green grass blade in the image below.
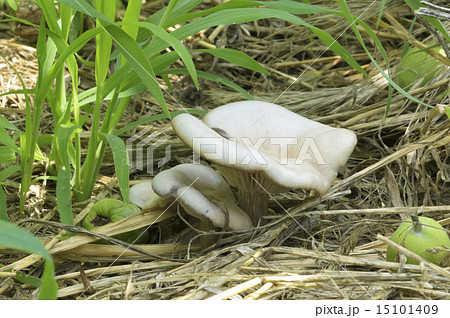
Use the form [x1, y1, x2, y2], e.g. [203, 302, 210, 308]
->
[0, 146, 16, 164]
[0, 127, 19, 153]
[0, 165, 20, 181]
[56, 0, 112, 23]
[336, 0, 432, 109]
[138, 21, 198, 89]
[0, 186, 7, 221]
[136, 0, 202, 40]
[0, 219, 53, 260]
[170, 8, 311, 40]
[56, 124, 79, 225]
[58, 2, 73, 40]
[105, 134, 129, 203]
[95, 0, 116, 84]
[0, 165, 19, 221]
[44, 28, 79, 88]
[151, 7, 365, 76]
[197, 48, 269, 74]
[103, 23, 169, 116]
[35, 0, 59, 33]
[37, 261, 58, 299]
[160, 68, 254, 100]
[0, 220, 57, 299]
[0, 113, 19, 131]
[34, 28, 102, 117]
[122, 0, 141, 39]
[311, 26, 367, 76]
[5, 0, 18, 12]
[163, 0, 259, 28]
[15, 271, 43, 287]
[376, 0, 388, 28]
[56, 166, 72, 225]
[158, 0, 180, 27]
[120, 0, 142, 65]
[259, 0, 328, 14]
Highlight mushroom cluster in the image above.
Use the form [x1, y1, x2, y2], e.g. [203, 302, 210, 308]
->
[130, 164, 252, 234]
[172, 101, 357, 225]
[131, 100, 357, 241]
[150, 164, 252, 231]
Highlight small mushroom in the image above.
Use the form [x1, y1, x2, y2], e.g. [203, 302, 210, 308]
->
[129, 180, 175, 242]
[151, 163, 252, 231]
[172, 100, 357, 225]
[129, 181, 172, 210]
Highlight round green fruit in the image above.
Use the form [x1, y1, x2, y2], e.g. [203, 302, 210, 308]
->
[395, 47, 445, 89]
[386, 216, 450, 265]
[82, 198, 146, 244]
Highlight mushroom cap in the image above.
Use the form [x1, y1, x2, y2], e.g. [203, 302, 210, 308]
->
[151, 164, 253, 230]
[129, 181, 172, 210]
[172, 101, 357, 194]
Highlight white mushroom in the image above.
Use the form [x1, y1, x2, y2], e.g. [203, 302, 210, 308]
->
[151, 163, 253, 231]
[129, 180, 172, 210]
[172, 100, 357, 225]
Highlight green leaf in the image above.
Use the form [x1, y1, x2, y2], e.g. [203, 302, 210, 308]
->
[153, 7, 365, 76]
[37, 260, 58, 300]
[120, 0, 142, 65]
[55, 0, 112, 24]
[121, 0, 142, 40]
[376, 0, 388, 28]
[34, 28, 101, 119]
[160, 68, 254, 100]
[259, 0, 329, 14]
[105, 134, 130, 203]
[0, 219, 57, 299]
[103, 24, 169, 116]
[0, 113, 19, 131]
[35, 0, 59, 33]
[197, 48, 269, 74]
[0, 146, 17, 163]
[55, 1, 170, 115]
[138, 21, 198, 89]
[0, 167, 19, 219]
[56, 166, 73, 226]
[15, 271, 43, 287]
[95, 0, 116, 84]
[163, 0, 259, 28]
[0, 128, 19, 153]
[56, 124, 78, 225]
[0, 186, 6, 221]
[310, 26, 367, 76]
[5, 0, 18, 12]
[0, 219, 52, 260]
[37, 134, 54, 148]
[0, 165, 20, 181]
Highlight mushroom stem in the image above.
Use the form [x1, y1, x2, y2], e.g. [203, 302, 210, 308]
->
[198, 219, 218, 248]
[236, 189, 269, 226]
